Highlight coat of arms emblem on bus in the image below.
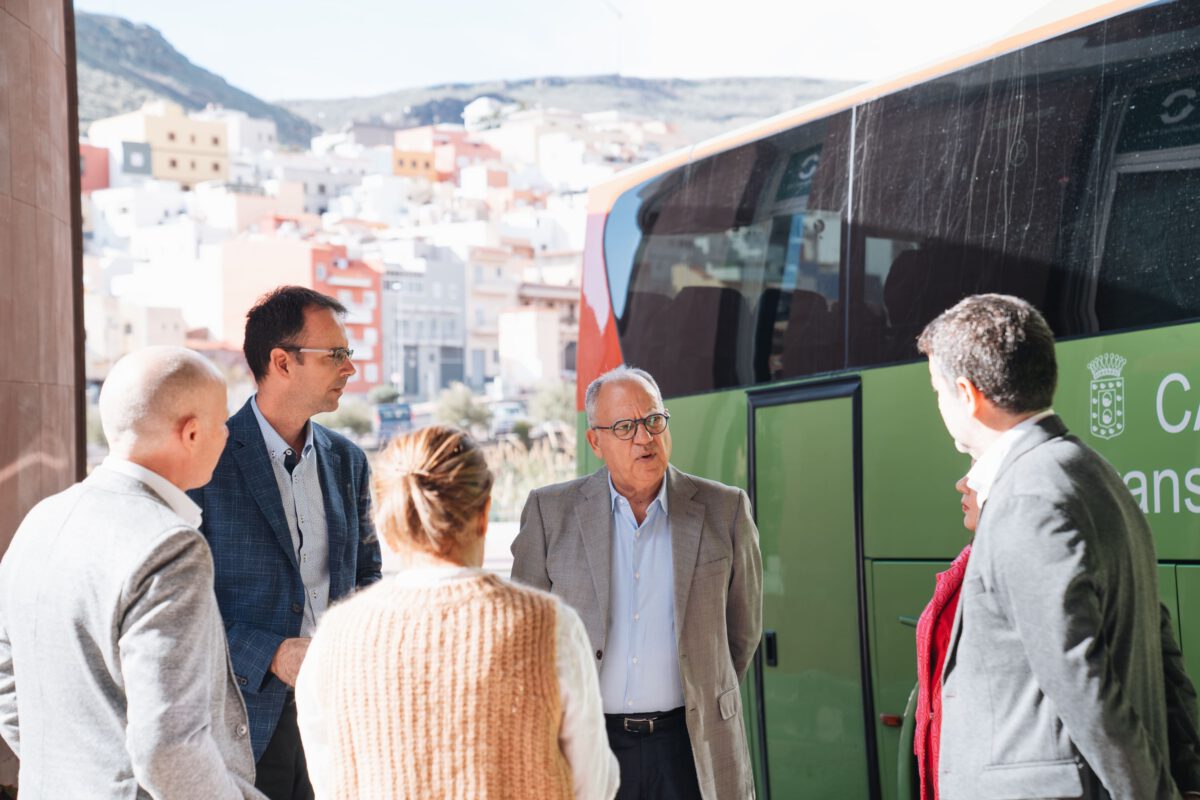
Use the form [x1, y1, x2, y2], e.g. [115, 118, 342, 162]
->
[1088, 353, 1127, 440]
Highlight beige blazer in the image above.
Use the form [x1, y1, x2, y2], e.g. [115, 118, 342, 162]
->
[512, 465, 762, 800]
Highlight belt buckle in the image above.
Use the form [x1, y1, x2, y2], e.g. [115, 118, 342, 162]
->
[624, 716, 654, 734]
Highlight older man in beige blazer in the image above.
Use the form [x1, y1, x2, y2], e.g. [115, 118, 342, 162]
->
[0, 347, 263, 799]
[512, 365, 762, 800]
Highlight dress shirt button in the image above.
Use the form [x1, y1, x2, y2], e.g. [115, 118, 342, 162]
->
[633, 613, 640, 621]
[310, 589, 318, 599]
[291, 603, 303, 614]
[632, 656, 638, 664]
[235, 724, 248, 737]
[634, 571, 640, 580]
[596, 650, 603, 660]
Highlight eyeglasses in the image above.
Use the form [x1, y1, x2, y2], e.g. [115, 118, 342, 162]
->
[591, 412, 670, 440]
[281, 345, 355, 365]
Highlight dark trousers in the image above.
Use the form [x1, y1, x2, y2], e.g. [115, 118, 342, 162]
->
[255, 694, 314, 800]
[606, 708, 703, 800]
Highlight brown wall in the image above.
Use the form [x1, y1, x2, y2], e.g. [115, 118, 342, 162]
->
[0, 0, 84, 555]
[0, 0, 82, 785]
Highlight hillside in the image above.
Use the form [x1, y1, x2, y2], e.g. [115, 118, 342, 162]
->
[280, 74, 860, 143]
[75, 12, 318, 147]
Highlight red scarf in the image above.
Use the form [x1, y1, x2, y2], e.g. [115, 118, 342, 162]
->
[914, 545, 972, 800]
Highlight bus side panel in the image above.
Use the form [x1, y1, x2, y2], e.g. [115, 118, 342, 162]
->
[861, 322, 1200, 563]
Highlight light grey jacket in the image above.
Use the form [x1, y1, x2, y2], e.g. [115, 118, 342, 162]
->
[0, 467, 263, 799]
[939, 416, 1194, 800]
[511, 465, 763, 800]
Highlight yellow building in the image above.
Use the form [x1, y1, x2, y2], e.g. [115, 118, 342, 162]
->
[88, 101, 230, 189]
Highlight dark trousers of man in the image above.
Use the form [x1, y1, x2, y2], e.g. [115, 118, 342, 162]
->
[255, 694, 314, 800]
[606, 707, 703, 800]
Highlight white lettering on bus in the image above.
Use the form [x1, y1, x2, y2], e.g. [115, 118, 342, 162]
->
[1156, 373, 1193, 433]
[1124, 468, 1200, 514]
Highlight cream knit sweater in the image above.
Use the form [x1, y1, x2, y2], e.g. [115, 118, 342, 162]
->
[305, 571, 574, 799]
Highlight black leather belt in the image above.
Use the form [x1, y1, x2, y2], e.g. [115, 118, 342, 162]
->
[605, 706, 686, 735]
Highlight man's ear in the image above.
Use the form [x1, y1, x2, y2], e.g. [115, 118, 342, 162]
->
[269, 347, 291, 380]
[956, 376, 986, 418]
[586, 428, 602, 460]
[180, 415, 201, 451]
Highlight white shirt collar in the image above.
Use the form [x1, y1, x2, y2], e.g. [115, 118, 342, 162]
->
[392, 564, 485, 587]
[101, 456, 203, 530]
[251, 394, 314, 464]
[967, 409, 1055, 507]
[608, 471, 670, 515]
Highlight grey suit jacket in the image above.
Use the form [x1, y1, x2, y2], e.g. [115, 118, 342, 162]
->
[511, 465, 763, 800]
[0, 467, 263, 799]
[939, 416, 1194, 800]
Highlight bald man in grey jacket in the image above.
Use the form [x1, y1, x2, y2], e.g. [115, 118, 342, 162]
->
[0, 347, 264, 799]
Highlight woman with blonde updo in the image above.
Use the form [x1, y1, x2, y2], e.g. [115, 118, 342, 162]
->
[295, 425, 618, 800]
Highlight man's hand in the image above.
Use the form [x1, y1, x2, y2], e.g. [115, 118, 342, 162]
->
[270, 637, 311, 687]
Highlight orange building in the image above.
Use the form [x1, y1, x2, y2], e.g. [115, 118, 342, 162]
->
[392, 124, 500, 183]
[221, 230, 384, 392]
[392, 148, 438, 181]
[79, 143, 109, 194]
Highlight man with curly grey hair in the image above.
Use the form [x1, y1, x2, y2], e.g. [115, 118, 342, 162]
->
[919, 294, 1200, 800]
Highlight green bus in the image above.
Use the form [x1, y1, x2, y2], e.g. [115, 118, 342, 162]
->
[575, 1, 1200, 796]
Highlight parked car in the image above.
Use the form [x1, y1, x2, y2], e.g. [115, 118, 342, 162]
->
[374, 401, 413, 449]
[489, 401, 529, 439]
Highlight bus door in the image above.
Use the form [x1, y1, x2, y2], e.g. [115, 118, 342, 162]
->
[748, 379, 878, 799]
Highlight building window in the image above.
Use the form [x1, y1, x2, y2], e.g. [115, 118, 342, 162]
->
[169, 158, 178, 168]
[366, 364, 379, 382]
[491, 349, 499, 364]
[212, 162, 220, 172]
[212, 136, 220, 146]
[363, 291, 377, 309]
[318, 184, 326, 195]
[167, 132, 176, 141]
[190, 160, 196, 169]
[190, 134, 196, 144]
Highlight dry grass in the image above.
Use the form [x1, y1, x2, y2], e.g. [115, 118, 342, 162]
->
[483, 435, 576, 522]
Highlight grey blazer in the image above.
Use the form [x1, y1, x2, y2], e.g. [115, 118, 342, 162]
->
[939, 416, 1198, 800]
[511, 465, 763, 800]
[0, 467, 263, 799]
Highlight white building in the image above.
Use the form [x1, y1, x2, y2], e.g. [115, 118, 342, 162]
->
[190, 106, 279, 155]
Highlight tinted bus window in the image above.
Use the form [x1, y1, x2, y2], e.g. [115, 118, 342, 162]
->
[849, 3, 1200, 366]
[604, 115, 850, 398]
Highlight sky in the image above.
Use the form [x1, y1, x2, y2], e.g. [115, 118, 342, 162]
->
[73, 0, 1112, 101]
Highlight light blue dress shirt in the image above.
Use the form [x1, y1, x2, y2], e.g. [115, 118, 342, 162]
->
[251, 396, 330, 637]
[598, 475, 686, 714]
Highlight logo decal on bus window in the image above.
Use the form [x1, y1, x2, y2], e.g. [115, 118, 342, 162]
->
[1088, 353, 1127, 440]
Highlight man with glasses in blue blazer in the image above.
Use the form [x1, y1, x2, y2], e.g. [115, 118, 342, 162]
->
[191, 285, 382, 800]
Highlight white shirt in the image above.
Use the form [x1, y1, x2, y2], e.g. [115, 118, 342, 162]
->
[966, 409, 1055, 507]
[295, 565, 620, 800]
[101, 457, 202, 530]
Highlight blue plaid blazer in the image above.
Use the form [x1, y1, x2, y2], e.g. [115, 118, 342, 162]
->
[189, 399, 383, 760]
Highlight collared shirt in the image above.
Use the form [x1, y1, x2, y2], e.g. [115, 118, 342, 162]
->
[599, 474, 685, 714]
[101, 456, 203, 530]
[966, 409, 1055, 507]
[251, 395, 330, 636]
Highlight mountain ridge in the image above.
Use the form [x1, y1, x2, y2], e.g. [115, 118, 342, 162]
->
[76, 11, 860, 149]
